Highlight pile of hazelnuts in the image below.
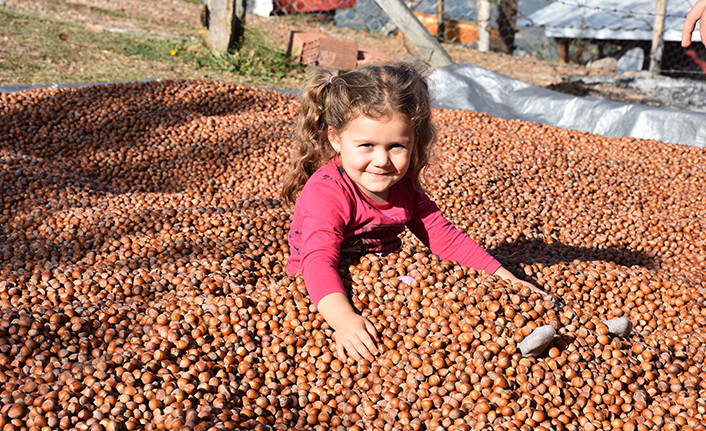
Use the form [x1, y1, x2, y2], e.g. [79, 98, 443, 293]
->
[1, 80, 705, 430]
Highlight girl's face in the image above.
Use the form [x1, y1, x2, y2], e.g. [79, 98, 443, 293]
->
[328, 113, 415, 203]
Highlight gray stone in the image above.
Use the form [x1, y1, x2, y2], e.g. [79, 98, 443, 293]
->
[518, 325, 555, 357]
[617, 47, 645, 74]
[603, 317, 633, 337]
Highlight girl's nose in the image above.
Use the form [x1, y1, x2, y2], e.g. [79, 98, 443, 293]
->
[372, 150, 390, 167]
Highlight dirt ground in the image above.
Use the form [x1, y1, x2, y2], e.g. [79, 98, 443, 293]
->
[255, 11, 626, 91]
[4, 0, 650, 102]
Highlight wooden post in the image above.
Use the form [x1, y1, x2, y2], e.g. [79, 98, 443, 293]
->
[557, 38, 570, 63]
[378, 0, 423, 35]
[206, 0, 246, 54]
[374, 0, 454, 66]
[496, 0, 517, 54]
[649, 0, 667, 72]
[436, 0, 445, 41]
[477, 0, 491, 52]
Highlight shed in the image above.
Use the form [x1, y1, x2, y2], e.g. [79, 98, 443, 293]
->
[521, 0, 701, 67]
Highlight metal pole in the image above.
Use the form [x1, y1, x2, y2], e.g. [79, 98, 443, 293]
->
[650, 0, 667, 72]
[478, 0, 491, 52]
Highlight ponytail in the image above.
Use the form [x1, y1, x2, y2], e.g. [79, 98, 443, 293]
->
[281, 69, 337, 205]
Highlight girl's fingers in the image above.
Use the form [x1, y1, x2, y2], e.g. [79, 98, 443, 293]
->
[347, 332, 376, 361]
[333, 320, 380, 363]
[358, 332, 378, 357]
[336, 342, 348, 363]
[339, 335, 369, 362]
[345, 342, 364, 362]
[356, 344, 373, 361]
[365, 320, 379, 341]
[335, 333, 359, 362]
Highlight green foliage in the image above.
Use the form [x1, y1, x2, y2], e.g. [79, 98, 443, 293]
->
[205, 27, 305, 83]
[0, 3, 304, 88]
[603, 43, 622, 56]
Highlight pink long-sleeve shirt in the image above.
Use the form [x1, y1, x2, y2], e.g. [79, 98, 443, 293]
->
[287, 156, 501, 306]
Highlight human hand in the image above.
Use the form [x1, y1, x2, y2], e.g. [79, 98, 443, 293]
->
[316, 292, 379, 363]
[493, 266, 554, 301]
[513, 278, 557, 305]
[682, 0, 706, 48]
[332, 314, 379, 362]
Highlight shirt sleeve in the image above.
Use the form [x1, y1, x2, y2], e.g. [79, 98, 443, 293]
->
[406, 191, 501, 274]
[296, 176, 353, 307]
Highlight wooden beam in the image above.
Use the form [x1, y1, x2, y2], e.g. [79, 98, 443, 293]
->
[557, 38, 569, 63]
[436, 0, 445, 40]
[650, 0, 667, 72]
[477, 0, 491, 52]
[373, 0, 453, 67]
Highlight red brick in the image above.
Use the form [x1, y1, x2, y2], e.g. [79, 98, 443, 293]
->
[287, 31, 326, 62]
[301, 36, 358, 70]
[356, 47, 393, 67]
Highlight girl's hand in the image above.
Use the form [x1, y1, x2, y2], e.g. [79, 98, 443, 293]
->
[683, 0, 706, 48]
[493, 266, 556, 304]
[316, 292, 379, 362]
[513, 278, 556, 303]
[332, 314, 379, 362]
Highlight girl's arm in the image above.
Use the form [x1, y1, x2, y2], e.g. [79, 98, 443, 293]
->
[293, 169, 380, 362]
[407, 192, 551, 298]
[293, 175, 352, 305]
[406, 195, 500, 274]
[316, 292, 379, 362]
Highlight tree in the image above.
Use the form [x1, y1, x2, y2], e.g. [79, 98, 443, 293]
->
[204, 0, 247, 53]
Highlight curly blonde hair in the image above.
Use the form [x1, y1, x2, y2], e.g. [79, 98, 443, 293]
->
[281, 62, 437, 205]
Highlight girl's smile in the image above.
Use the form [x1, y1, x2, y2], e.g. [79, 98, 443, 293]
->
[328, 114, 415, 204]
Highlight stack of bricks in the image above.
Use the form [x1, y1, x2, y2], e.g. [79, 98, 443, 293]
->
[288, 31, 392, 70]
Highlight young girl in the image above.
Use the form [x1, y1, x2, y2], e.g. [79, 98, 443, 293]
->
[282, 63, 569, 362]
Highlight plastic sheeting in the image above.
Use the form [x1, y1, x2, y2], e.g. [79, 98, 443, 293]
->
[429, 62, 706, 148]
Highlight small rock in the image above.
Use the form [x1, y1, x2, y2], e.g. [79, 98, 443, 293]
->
[518, 325, 555, 357]
[603, 317, 633, 337]
[588, 56, 617, 70]
[617, 47, 645, 74]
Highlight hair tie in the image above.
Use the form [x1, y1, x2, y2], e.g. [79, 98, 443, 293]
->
[328, 75, 335, 85]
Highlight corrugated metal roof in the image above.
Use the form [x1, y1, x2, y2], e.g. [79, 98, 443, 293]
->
[520, 0, 700, 42]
